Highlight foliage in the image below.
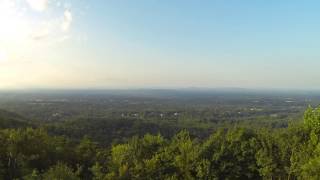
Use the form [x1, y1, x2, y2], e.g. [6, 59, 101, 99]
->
[1, 107, 320, 179]
[42, 163, 80, 180]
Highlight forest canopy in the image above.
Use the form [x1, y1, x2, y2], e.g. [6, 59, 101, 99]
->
[0, 107, 320, 179]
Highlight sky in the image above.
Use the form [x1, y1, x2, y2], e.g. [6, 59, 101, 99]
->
[1, 0, 320, 89]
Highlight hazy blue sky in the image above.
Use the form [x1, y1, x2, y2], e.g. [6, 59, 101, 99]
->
[1, 0, 320, 89]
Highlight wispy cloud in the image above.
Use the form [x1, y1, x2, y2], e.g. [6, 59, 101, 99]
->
[29, 7, 73, 43]
[61, 10, 72, 32]
[24, 0, 74, 41]
[0, 0, 78, 71]
[26, 0, 48, 12]
[31, 23, 51, 40]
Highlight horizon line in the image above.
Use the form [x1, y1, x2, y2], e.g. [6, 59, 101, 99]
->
[1, 87, 320, 92]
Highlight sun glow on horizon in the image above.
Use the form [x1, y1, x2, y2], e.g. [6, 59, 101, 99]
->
[0, 1, 31, 44]
[0, 0, 73, 62]
[0, 50, 8, 63]
[0, 0, 76, 88]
